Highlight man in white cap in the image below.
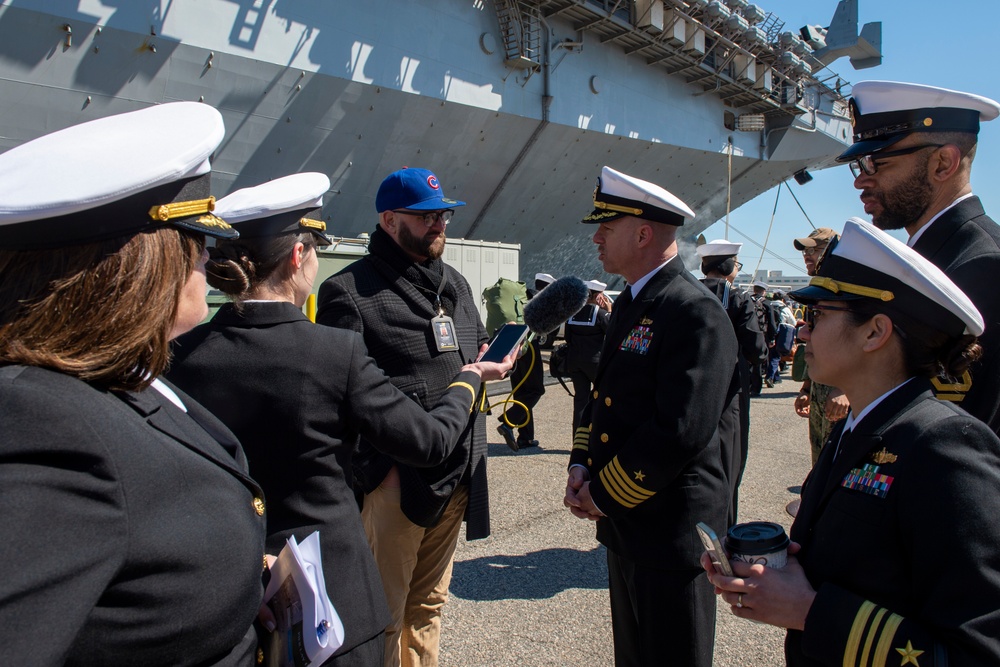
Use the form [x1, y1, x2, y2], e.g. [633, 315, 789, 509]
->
[496, 272, 555, 451]
[563, 166, 738, 666]
[838, 80, 1000, 435]
[563, 278, 613, 432]
[697, 239, 767, 524]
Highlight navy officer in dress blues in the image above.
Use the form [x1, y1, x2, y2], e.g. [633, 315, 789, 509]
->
[704, 217, 1000, 666]
[838, 81, 1000, 436]
[564, 166, 738, 667]
[0, 102, 267, 665]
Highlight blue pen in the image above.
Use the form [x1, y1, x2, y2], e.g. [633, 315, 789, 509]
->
[317, 619, 330, 640]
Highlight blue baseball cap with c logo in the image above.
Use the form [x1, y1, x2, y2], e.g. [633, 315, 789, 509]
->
[375, 167, 466, 212]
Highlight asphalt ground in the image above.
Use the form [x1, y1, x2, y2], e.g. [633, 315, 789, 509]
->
[438, 368, 812, 666]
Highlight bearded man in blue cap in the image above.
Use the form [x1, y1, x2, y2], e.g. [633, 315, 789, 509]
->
[316, 167, 490, 667]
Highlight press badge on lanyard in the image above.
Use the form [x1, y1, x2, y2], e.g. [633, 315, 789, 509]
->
[432, 313, 458, 351]
[431, 273, 459, 352]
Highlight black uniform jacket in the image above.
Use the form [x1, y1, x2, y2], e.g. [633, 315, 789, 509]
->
[700, 278, 767, 393]
[569, 258, 739, 568]
[168, 301, 484, 656]
[911, 195, 1000, 435]
[0, 365, 265, 666]
[564, 303, 611, 378]
[787, 378, 1000, 666]
[316, 254, 492, 539]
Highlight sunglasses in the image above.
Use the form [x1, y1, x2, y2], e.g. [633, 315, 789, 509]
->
[803, 304, 853, 331]
[393, 209, 454, 227]
[848, 144, 944, 178]
[801, 246, 827, 257]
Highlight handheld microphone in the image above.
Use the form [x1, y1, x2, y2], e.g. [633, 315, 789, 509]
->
[523, 276, 589, 335]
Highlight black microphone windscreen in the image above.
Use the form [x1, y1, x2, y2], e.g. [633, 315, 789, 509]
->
[523, 276, 590, 334]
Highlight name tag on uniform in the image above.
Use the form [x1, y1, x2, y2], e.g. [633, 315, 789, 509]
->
[432, 315, 459, 352]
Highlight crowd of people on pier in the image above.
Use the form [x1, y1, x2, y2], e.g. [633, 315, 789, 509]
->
[1, 78, 999, 667]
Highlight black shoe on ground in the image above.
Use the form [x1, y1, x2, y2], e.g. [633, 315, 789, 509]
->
[497, 423, 519, 451]
[517, 439, 540, 449]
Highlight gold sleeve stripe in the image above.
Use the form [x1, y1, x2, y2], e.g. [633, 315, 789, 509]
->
[844, 600, 877, 666]
[599, 459, 655, 508]
[609, 458, 654, 498]
[599, 467, 642, 507]
[858, 607, 888, 667]
[573, 443, 589, 451]
[872, 613, 905, 667]
[573, 427, 590, 451]
[447, 381, 477, 412]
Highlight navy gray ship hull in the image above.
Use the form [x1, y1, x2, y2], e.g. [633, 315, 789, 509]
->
[0, 0, 867, 284]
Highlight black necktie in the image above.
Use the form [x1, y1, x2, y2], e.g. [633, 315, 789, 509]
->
[617, 286, 633, 310]
[610, 286, 633, 330]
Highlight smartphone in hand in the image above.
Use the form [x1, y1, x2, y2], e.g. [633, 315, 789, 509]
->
[479, 323, 530, 363]
[696, 522, 734, 577]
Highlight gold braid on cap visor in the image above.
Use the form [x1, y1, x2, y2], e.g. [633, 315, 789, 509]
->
[593, 200, 643, 216]
[809, 276, 894, 302]
[148, 197, 233, 230]
[299, 217, 327, 232]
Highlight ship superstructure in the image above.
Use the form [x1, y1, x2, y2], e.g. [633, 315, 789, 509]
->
[0, 0, 880, 282]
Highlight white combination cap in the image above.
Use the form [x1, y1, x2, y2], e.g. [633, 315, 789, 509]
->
[790, 217, 983, 337]
[753, 280, 768, 289]
[582, 166, 695, 226]
[0, 102, 236, 249]
[214, 172, 333, 245]
[584, 279, 608, 292]
[696, 238, 742, 257]
[838, 80, 1000, 160]
[534, 272, 556, 284]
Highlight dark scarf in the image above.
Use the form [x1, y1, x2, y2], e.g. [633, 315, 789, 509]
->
[367, 226, 458, 316]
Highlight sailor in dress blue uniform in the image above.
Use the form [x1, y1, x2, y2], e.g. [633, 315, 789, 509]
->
[704, 217, 1000, 666]
[0, 103, 267, 666]
[565, 166, 738, 667]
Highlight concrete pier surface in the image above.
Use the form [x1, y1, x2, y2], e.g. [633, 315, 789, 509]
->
[439, 375, 811, 666]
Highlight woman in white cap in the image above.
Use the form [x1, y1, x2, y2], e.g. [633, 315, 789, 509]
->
[703, 218, 1000, 665]
[0, 104, 267, 664]
[166, 173, 513, 665]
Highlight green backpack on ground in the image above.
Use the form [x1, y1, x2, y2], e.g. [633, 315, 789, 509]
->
[482, 277, 528, 336]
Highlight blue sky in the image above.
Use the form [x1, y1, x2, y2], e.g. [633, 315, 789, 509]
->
[701, 0, 1000, 277]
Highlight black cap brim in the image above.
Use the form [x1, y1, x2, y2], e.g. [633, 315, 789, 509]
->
[788, 285, 867, 305]
[836, 134, 907, 162]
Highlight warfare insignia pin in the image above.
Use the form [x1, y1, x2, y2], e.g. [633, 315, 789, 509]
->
[871, 447, 897, 465]
[640, 317, 653, 325]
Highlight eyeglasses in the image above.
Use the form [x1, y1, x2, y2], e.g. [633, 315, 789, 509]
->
[734, 261, 743, 271]
[801, 246, 826, 257]
[393, 209, 454, 227]
[848, 144, 945, 178]
[804, 304, 853, 331]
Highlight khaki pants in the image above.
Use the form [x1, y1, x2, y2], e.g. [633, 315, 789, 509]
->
[362, 484, 468, 667]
